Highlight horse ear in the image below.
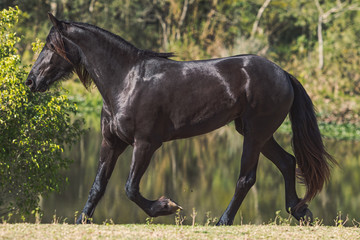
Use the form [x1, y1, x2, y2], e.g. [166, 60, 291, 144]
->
[48, 12, 65, 31]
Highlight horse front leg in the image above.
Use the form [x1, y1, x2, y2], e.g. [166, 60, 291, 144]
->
[125, 140, 182, 217]
[76, 138, 128, 224]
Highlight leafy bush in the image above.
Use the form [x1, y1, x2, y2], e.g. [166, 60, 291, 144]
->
[0, 7, 84, 216]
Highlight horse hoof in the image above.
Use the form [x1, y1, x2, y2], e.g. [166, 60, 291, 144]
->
[150, 196, 182, 217]
[216, 217, 233, 226]
[291, 204, 313, 223]
[302, 208, 313, 223]
[76, 213, 92, 224]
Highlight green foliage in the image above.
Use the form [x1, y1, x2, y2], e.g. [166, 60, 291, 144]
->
[0, 7, 84, 216]
[278, 119, 360, 141]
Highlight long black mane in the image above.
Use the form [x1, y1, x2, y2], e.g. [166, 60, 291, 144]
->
[77, 22, 175, 58]
[71, 22, 175, 59]
[47, 21, 174, 89]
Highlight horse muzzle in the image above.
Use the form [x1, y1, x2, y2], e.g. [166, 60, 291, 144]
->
[25, 74, 48, 92]
[25, 73, 37, 92]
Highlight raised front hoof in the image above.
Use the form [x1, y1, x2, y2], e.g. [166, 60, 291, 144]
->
[291, 204, 313, 224]
[149, 196, 182, 217]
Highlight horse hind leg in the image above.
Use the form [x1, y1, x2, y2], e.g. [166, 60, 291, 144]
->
[217, 118, 265, 225]
[261, 137, 313, 222]
[125, 140, 182, 217]
[217, 113, 290, 225]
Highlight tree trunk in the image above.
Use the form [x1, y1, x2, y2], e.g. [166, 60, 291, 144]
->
[250, 0, 272, 39]
[317, 16, 324, 70]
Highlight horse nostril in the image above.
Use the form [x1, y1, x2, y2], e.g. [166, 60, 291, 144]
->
[26, 79, 33, 86]
[25, 77, 37, 91]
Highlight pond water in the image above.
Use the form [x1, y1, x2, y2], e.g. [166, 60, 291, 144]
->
[40, 126, 360, 226]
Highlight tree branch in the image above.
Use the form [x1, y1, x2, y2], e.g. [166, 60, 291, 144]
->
[200, 0, 218, 43]
[250, 0, 272, 39]
[178, 0, 189, 28]
[314, 0, 360, 69]
[175, 0, 189, 40]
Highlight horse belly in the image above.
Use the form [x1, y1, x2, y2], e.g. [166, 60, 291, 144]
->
[168, 101, 242, 140]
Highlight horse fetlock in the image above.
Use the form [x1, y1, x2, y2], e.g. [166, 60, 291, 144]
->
[125, 184, 139, 201]
[286, 199, 301, 214]
[149, 196, 182, 217]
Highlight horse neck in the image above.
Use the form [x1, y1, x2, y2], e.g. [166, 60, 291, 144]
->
[68, 24, 139, 103]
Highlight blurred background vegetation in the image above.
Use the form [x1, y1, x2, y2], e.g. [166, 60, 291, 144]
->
[1, 0, 359, 134]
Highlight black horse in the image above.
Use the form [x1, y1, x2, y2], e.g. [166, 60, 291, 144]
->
[26, 14, 335, 225]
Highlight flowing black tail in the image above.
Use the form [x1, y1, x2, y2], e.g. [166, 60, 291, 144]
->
[287, 73, 336, 209]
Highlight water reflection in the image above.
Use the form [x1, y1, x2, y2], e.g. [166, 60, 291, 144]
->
[41, 125, 360, 225]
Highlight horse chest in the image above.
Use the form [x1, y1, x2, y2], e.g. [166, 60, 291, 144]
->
[109, 113, 135, 145]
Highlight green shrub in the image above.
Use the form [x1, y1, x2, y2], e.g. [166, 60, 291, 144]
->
[0, 7, 84, 216]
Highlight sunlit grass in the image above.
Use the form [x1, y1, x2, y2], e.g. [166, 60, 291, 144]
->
[1, 223, 359, 240]
[2, 209, 360, 239]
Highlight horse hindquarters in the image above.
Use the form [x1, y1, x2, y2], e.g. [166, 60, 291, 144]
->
[217, 69, 295, 225]
[257, 73, 335, 223]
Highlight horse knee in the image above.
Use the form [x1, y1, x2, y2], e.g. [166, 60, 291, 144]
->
[125, 182, 138, 201]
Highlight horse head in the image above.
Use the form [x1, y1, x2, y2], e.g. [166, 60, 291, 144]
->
[26, 13, 81, 92]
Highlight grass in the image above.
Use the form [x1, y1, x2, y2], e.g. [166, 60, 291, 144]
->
[1, 223, 360, 239]
[1, 210, 360, 239]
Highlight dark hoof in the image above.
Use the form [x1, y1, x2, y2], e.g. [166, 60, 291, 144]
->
[76, 213, 92, 224]
[302, 208, 313, 223]
[150, 196, 182, 217]
[216, 221, 231, 226]
[291, 204, 313, 223]
[216, 216, 233, 226]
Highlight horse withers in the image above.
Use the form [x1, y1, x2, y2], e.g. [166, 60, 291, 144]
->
[26, 13, 335, 225]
